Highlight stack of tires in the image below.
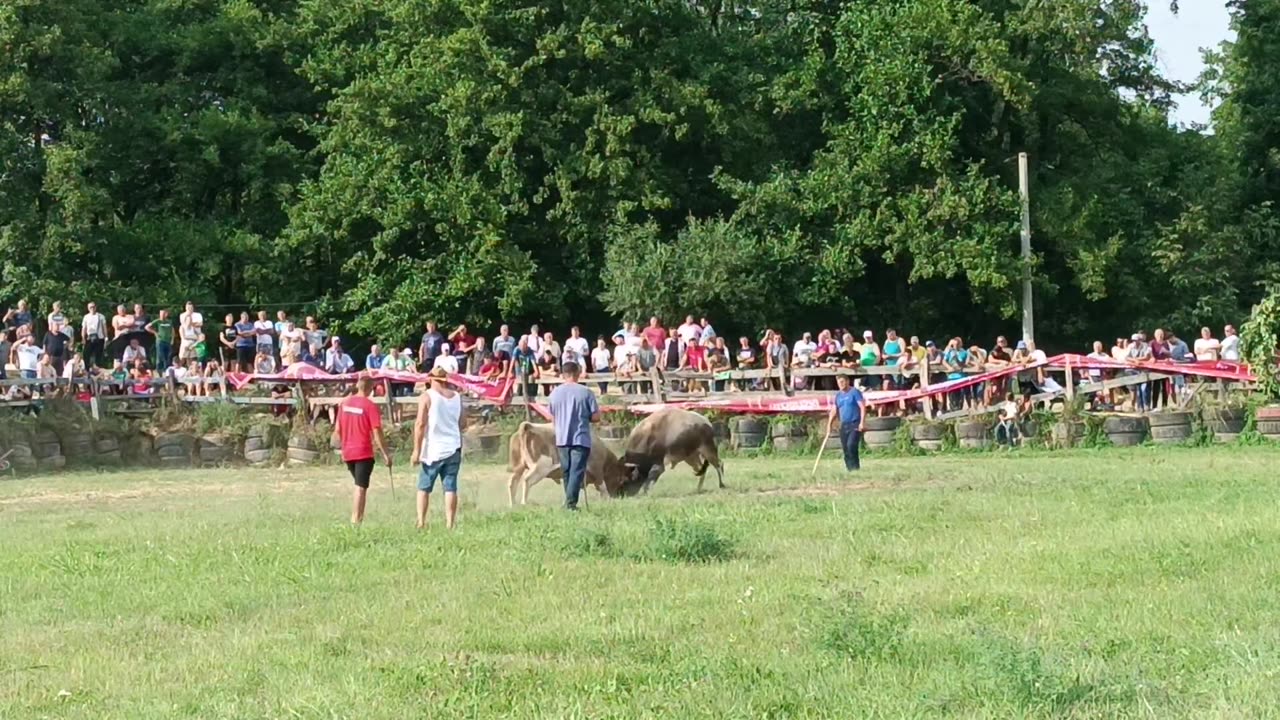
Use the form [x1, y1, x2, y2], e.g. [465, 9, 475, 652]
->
[198, 433, 235, 466]
[1051, 421, 1085, 449]
[61, 429, 94, 464]
[1255, 406, 1280, 441]
[954, 420, 991, 450]
[155, 433, 194, 468]
[863, 416, 901, 452]
[9, 432, 36, 474]
[123, 432, 155, 464]
[94, 433, 122, 466]
[462, 430, 502, 458]
[909, 422, 946, 452]
[1102, 416, 1148, 447]
[33, 429, 65, 471]
[1202, 407, 1246, 443]
[710, 419, 730, 446]
[287, 434, 321, 466]
[1148, 412, 1193, 445]
[770, 422, 807, 452]
[243, 425, 276, 467]
[731, 417, 768, 453]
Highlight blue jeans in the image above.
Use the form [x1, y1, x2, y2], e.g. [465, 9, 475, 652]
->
[839, 423, 861, 471]
[156, 342, 172, 372]
[558, 445, 590, 509]
[418, 449, 462, 493]
[21, 370, 35, 379]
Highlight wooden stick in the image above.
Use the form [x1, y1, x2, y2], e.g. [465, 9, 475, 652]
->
[811, 429, 831, 477]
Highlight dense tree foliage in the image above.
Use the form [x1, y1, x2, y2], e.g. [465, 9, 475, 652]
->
[0, 0, 1275, 348]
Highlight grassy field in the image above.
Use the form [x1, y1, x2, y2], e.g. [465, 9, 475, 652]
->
[2, 446, 1278, 718]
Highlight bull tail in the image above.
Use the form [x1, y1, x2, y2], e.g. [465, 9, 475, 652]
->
[507, 421, 533, 472]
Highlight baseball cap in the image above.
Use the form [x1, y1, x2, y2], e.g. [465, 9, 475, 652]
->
[925, 340, 936, 347]
[1016, 340, 1027, 350]
[862, 330, 873, 338]
[1130, 333, 1141, 341]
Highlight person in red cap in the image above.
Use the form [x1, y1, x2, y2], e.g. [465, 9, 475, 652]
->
[331, 375, 391, 524]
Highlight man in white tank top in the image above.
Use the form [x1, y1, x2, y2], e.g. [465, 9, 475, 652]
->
[413, 367, 465, 529]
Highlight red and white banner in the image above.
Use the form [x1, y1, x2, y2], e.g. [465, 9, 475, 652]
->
[225, 366, 515, 404]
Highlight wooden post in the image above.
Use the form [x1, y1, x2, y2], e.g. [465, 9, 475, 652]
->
[650, 367, 665, 403]
[382, 377, 394, 425]
[922, 352, 934, 420]
[1064, 357, 1075, 403]
[292, 381, 305, 418]
[89, 376, 101, 421]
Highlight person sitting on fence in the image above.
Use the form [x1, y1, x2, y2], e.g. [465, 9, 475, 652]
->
[994, 393, 1022, 447]
[62, 351, 86, 381]
[537, 348, 560, 394]
[707, 337, 730, 392]
[684, 336, 708, 392]
[130, 364, 153, 396]
[203, 361, 224, 397]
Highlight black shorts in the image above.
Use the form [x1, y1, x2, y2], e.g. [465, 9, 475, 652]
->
[347, 458, 375, 489]
[236, 346, 254, 367]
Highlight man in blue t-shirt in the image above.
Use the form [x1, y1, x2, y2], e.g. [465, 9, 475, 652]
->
[825, 373, 867, 471]
[547, 361, 600, 510]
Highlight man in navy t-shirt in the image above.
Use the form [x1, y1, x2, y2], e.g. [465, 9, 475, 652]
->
[825, 373, 867, 471]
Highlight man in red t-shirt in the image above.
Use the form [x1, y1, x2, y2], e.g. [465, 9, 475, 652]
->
[331, 376, 391, 524]
[642, 316, 667, 351]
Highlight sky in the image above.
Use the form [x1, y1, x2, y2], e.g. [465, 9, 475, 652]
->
[1146, 1, 1234, 126]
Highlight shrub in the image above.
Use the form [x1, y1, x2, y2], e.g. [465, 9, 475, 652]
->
[642, 516, 736, 564]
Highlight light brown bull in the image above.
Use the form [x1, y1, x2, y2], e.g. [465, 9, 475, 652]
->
[505, 422, 630, 506]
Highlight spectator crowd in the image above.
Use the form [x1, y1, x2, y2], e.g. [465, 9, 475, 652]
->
[0, 299, 1250, 417]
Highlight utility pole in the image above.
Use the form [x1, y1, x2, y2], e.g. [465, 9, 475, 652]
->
[1019, 152, 1034, 344]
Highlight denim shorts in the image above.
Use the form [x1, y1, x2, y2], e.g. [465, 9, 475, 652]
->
[418, 449, 462, 493]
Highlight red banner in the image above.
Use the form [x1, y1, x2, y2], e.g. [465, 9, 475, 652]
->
[225, 366, 515, 404]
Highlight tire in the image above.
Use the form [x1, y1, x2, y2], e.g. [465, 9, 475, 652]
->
[1102, 416, 1148, 434]
[37, 455, 66, 472]
[1205, 419, 1246, 434]
[732, 417, 767, 435]
[34, 429, 58, 446]
[910, 424, 946, 442]
[1150, 425, 1192, 443]
[1255, 406, 1280, 421]
[244, 437, 266, 453]
[63, 433, 92, 458]
[36, 442, 61, 460]
[160, 456, 190, 469]
[1148, 412, 1194, 428]
[199, 447, 231, 463]
[864, 430, 897, 448]
[733, 431, 766, 450]
[244, 449, 273, 465]
[772, 436, 804, 452]
[863, 416, 902, 432]
[200, 434, 231, 449]
[287, 447, 320, 464]
[1107, 431, 1146, 447]
[96, 450, 122, 465]
[915, 439, 943, 452]
[1255, 421, 1280, 437]
[954, 421, 989, 440]
[710, 421, 730, 442]
[155, 433, 193, 451]
[94, 436, 120, 454]
[10, 444, 33, 460]
[287, 436, 317, 451]
[157, 445, 189, 460]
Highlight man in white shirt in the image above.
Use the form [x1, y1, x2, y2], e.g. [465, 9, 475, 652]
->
[524, 324, 543, 355]
[82, 302, 108, 369]
[12, 337, 43, 379]
[279, 321, 304, 366]
[413, 367, 465, 530]
[563, 326, 590, 367]
[1220, 325, 1241, 362]
[1193, 327, 1220, 361]
[253, 310, 275, 358]
[179, 301, 203, 362]
[792, 332, 817, 367]
[122, 339, 147, 367]
[432, 343, 459, 374]
[324, 338, 354, 374]
[677, 315, 701, 345]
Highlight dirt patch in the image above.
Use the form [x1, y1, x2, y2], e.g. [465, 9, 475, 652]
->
[0, 471, 330, 509]
[753, 484, 874, 498]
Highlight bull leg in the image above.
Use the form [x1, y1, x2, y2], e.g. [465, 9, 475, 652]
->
[507, 467, 522, 507]
[689, 458, 710, 492]
[517, 458, 556, 506]
[641, 466, 663, 495]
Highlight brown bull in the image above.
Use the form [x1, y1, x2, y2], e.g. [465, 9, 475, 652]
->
[621, 408, 725, 495]
[505, 422, 630, 506]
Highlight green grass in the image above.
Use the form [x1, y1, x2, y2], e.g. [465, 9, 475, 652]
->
[2, 447, 1279, 718]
